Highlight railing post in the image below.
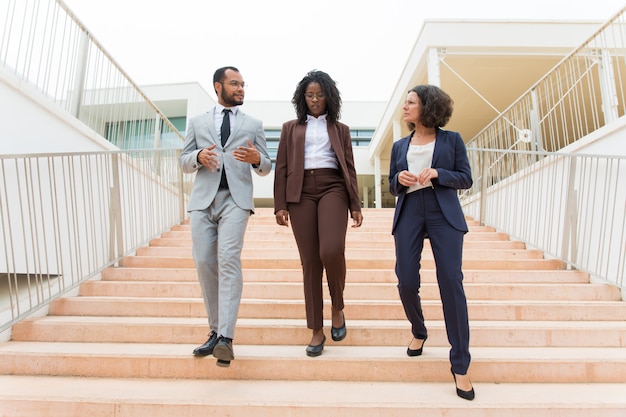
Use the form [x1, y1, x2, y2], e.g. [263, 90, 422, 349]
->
[479, 151, 488, 226]
[561, 157, 578, 268]
[529, 89, 543, 158]
[109, 153, 123, 264]
[176, 149, 185, 223]
[153, 115, 162, 176]
[69, 29, 89, 118]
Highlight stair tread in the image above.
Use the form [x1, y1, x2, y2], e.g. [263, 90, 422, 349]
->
[17, 315, 626, 329]
[102, 267, 591, 283]
[1, 375, 625, 410]
[55, 295, 626, 305]
[3, 341, 626, 360]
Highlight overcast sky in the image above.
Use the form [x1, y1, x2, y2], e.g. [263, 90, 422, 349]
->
[62, 0, 622, 102]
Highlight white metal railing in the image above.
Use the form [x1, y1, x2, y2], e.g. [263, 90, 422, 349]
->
[0, 0, 195, 331]
[458, 7, 626, 294]
[462, 147, 625, 293]
[0, 149, 187, 332]
[466, 6, 626, 153]
[0, 0, 184, 149]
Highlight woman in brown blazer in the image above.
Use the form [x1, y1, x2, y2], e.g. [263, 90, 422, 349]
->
[274, 70, 363, 357]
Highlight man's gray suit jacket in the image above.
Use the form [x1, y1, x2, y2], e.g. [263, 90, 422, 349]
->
[179, 107, 272, 212]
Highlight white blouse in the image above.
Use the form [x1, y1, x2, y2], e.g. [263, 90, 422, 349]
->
[406, 140, 435, 193]
[303, 114, 339, 170]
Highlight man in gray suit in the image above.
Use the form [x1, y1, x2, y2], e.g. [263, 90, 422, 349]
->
[179, 66, 271, 367]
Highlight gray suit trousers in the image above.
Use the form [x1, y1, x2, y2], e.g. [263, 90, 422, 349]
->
[189, 189, 250, 339]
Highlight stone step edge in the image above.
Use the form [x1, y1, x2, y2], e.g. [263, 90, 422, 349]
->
[12, 317, 626, 347]
[1, 344, 625, 383]
[1, 376, 624, 417]
[17, 315, 626, 329]
[3, 341, 625, 360]
[100, 267, 591, 283]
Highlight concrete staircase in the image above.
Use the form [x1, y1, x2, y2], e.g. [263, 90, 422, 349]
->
[1, 208, 625, 416]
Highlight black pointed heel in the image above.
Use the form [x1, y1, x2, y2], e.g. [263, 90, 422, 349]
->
[406, 336, 427, 357]
[451, 367, 475, 401]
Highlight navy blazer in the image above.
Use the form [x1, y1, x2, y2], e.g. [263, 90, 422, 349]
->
[389, 128, 472, 234]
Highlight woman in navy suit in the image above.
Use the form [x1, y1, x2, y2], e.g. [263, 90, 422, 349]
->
[389, 85, 475, 400]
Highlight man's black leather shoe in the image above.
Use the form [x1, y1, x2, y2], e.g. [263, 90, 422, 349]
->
[216, 359, 231, 367]
[213, 337, 235, 361]
[192, 331, 218, 356]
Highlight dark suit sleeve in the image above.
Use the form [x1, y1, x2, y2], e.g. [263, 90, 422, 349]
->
[389, 138, 408, 197]
[338, 123, 362, 214]
[434, 132, 473, 190]
[273, 122, 290, 213]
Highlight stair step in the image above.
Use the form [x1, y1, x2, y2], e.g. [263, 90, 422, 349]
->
[171, 223, 497, 233]
[136, 246, 546, 260]
[2, 375, 624, 417]
[120, 256, 565, 270]
[1, 342, 625, 382]
[76, 280, 621, 301]
[150, 238, 523, 250]
[47, 297, 626, 321]
[162, 230, 514, 241]
[11, 316, 626, 347]
[101, 267, 591, 284]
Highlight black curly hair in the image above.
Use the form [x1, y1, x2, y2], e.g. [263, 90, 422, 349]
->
[292, 70, 342, 124]
[407, 85, 454, 130]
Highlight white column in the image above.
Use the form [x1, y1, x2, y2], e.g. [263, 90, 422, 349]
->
[599, 49, 619, 124]
[374, 156, 382, 208]
[427, 48, 442, 87]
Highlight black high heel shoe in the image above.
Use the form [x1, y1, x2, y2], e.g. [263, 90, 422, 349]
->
[406, 336, 427, 357]
[306, 335, 326, 357]
[331, 311, 346, 342]
[451, 367, 475, 401]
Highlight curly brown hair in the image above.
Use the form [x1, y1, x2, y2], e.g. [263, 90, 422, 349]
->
[407, 85, 454, 130]
[292, 70, 342, 124]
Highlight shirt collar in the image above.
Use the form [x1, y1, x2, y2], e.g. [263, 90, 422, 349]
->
[306, 113, 327, 122]
[216, 105, 239, 116]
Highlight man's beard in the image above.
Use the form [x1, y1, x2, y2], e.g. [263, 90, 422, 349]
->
[222, 91, 243, 107]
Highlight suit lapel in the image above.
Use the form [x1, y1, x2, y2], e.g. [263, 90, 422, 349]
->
[229, 110, 245, 143]
[400, 136, 411, 171]
[327, 123, 342, 158]
[294, 123, 306, 168]
[205, 110, 218, 142]
[431, 129, 442, 167]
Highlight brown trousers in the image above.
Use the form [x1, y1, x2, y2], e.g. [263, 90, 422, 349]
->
[288, 169, 349, 330]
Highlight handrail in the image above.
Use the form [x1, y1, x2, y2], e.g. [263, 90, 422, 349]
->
[0, 0, 184, 149]
[466, 6, 626, 152]
[0, 149, 191, 333]
[461, 147, 626, 293]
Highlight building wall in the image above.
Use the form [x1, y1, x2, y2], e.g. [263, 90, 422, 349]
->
[0, 67, 116, 154]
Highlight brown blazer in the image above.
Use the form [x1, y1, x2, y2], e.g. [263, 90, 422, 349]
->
[273, 119, 361, 216]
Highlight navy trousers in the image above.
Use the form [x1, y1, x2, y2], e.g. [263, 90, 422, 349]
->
[393, 187, 471, 375]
